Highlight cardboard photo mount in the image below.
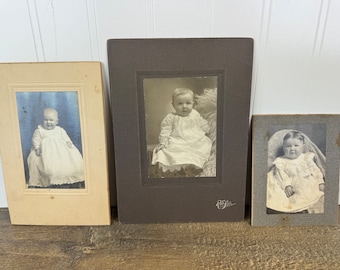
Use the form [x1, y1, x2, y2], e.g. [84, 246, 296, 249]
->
[0, 62, 111, 225]
[108, 38, 254, 223]
[252, 114, 340, 226]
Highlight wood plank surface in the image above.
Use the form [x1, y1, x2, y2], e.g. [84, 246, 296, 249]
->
[0, 208, 339, 269]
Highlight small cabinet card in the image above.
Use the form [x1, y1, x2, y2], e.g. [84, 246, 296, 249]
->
[252, 115, 340, 226]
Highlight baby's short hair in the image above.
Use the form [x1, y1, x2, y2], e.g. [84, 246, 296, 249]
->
[172, 88, 194, 102]
[283, 131, 305, 144]
[44, 107, 58, 119]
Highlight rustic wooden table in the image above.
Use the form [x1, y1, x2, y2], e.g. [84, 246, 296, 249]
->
[1, 207, 339, 269]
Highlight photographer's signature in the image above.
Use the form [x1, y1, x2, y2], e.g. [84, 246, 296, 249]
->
[215, 200, 236, 210]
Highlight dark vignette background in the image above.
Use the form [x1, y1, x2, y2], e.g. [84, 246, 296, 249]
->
[269, 123, 326, 156]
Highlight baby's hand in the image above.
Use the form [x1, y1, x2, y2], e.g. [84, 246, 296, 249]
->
[319, 183, 325, 192]
[35, 148, 41, 156]
[155, 144, 165, 153]
[284, 185, 295, 198]
[66, 141, 73, 148]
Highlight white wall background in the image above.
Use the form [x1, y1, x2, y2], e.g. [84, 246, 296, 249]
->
[1, 0, 340, 207]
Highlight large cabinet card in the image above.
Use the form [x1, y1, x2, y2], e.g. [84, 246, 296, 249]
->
[0, 62, 111, 225]
[252, 115, 340, 226]
[108, 38, 253, 223]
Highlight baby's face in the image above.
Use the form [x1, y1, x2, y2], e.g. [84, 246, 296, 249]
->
[283, 138, 304, 159]
[43, 111, 58, 130]
[172, 93, 194, 117]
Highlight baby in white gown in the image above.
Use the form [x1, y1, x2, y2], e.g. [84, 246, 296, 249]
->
[152, 88, 212, 177]
[267, 131, 325, 213]
[27, 108, 84, 188]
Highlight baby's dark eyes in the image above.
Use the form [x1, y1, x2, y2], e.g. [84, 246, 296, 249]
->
[284, 144, 301, 147]
[176, 101, 192, 105]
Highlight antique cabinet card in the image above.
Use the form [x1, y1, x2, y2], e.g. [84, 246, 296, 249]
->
[252, 115, 340, 226]
[0, 62, 111, 225]
[108, 38, 253, 223]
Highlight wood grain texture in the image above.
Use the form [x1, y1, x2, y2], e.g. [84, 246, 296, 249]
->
[1, 208, 339, 269]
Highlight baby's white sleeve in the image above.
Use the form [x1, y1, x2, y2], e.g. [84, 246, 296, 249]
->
[60, 127, 72, 142]
[31, 129, 42, 149]
[308, 154, 325, 184]
[272, 159, 292, 189]
[158, 114, 173, 144]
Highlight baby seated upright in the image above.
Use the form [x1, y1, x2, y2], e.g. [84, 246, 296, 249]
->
[152, 88, 212, 177]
